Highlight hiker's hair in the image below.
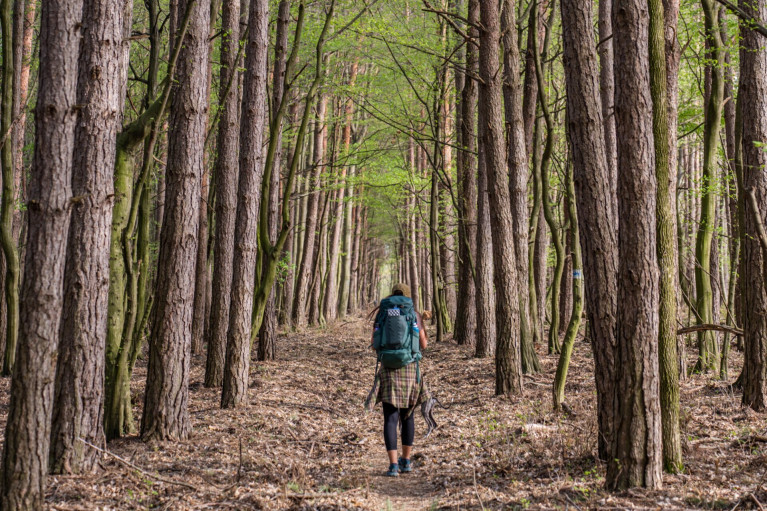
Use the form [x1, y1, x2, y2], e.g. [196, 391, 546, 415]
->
[392, 290, 404, 296]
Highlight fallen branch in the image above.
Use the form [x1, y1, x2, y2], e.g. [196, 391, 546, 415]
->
[676, 323, 744, 337]
[78, 438, 198, 490]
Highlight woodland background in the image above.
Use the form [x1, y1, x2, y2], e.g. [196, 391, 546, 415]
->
[0, 0, 766, 508]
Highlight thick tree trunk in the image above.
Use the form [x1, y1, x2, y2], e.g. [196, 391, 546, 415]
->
[607, 0, 662, 488]
[1, 0, 82, 506]
[560, 0, 618, 462]
[141, 0, 211, 440]
[206, 0, 242, 387]
[474, 117, 496, 359]
[478, 0, 522, 396]
[50, 0, 128, 474]
[221, 0, 269, 408]
[740, 0, 767, 411]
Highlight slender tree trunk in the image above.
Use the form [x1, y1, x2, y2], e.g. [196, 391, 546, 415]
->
[479, 0, 522, 395]
[141, 0, 211, 440]
[607, 0, 662, 488]
[0, 0, 26, 375]
[532, 2, 562, 355]
[221, 0, 269, 408]
[338, 62, 358, 318]
[206, 0, 243, 387]
[694, 0, 725, 373]
[50, 0, 128, 474]
[553, 161, 583, 410]
[454, 0, 478, 347]
[664, 0, 685, 380]
[560, 0, 618, 462]
[598, 0, 618, 212]
[649, 0, 683, 472]
[258, 0, 291, 361]
[740, 0, 767, 411]
[503, 0, 540, 373]
[1, 0, 82, 505]
[292, 90, 328, 327]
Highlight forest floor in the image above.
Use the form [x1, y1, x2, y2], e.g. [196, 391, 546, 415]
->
[6, 316, 767, 510]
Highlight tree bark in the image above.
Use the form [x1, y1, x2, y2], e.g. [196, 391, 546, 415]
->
[740, 0, 767, 411]
[503, 0, 540, 373]
[560, 0, 618, 463]
[607, 0, 662, 488]
[205, 0, 242, 386]
[454, 0, 478, 347]
[1, 0, 82, 506]
[221, 0, 269, 408]
[649, 0, 683, 472]
[141, 0, 211, 440]
[694, 0, 726, 374]
[474, 107, 496, 359]
[50, 0, 128, 474]
[479, 0, 522, 395]
[258, 0, 291, 361]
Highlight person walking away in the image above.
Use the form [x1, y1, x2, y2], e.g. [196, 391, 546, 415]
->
[370, 283, 429, 477]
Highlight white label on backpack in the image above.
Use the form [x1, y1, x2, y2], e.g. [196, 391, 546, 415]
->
[388, 309, 401, 317]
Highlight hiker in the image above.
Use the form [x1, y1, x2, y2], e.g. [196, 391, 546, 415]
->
[369, 283, 429, 477]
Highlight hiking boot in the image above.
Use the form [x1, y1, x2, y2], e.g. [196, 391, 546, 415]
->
[386, 463, 400, 477]
[398, 457, 412, 473]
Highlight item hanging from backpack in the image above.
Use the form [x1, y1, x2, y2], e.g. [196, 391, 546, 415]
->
[372, 295, 421, 382]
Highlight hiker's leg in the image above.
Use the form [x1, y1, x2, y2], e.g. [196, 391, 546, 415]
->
[400, 407, 415, 459]
[383, 402, 399, 463]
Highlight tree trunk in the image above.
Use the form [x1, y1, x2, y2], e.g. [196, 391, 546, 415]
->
[532, 1, 563, 355]
[553, 161, 583, 410]
[560, 0, 618, 462]
[740, 0, 767, 411]
[1, 0, 82, 505]
[221, 0, 269, 408]
[694, 0, 725, 374]
[607, 0, 662, 488]
[479, 0, 522, 395]
[474, 115, 496, 359]
[503, 0, 539, 373]
[292, 91, 328, 327]
[206, 0, 242, 387]
[649, 0, 683, 472]
[454, 0, 478, 347]
[0, 0, 26, 375]
[598, 0, 618, 213]
[258, 0, 291, 362]
[141, 0, 211, 440]
[50, 0, 128, 474]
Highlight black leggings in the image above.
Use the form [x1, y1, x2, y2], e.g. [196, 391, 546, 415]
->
[383, 402, 414, 451]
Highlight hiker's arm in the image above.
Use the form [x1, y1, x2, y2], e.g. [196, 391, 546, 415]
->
[417, 312, 428, 350]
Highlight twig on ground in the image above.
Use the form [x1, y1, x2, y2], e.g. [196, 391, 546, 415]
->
[78, 438, 198, 491]
[472, 452, 486, 511]
[752, 493, 765, 511]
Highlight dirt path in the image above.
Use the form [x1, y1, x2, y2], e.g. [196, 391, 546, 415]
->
[32, 316, 767, 509]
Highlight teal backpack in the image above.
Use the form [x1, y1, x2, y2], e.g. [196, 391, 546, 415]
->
[372, 295, 422, 372]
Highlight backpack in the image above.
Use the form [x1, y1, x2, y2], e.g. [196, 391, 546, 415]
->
[372, 295, 422, 371]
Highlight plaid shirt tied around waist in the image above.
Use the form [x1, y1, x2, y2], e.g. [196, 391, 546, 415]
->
[376, 362, 430, 409]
